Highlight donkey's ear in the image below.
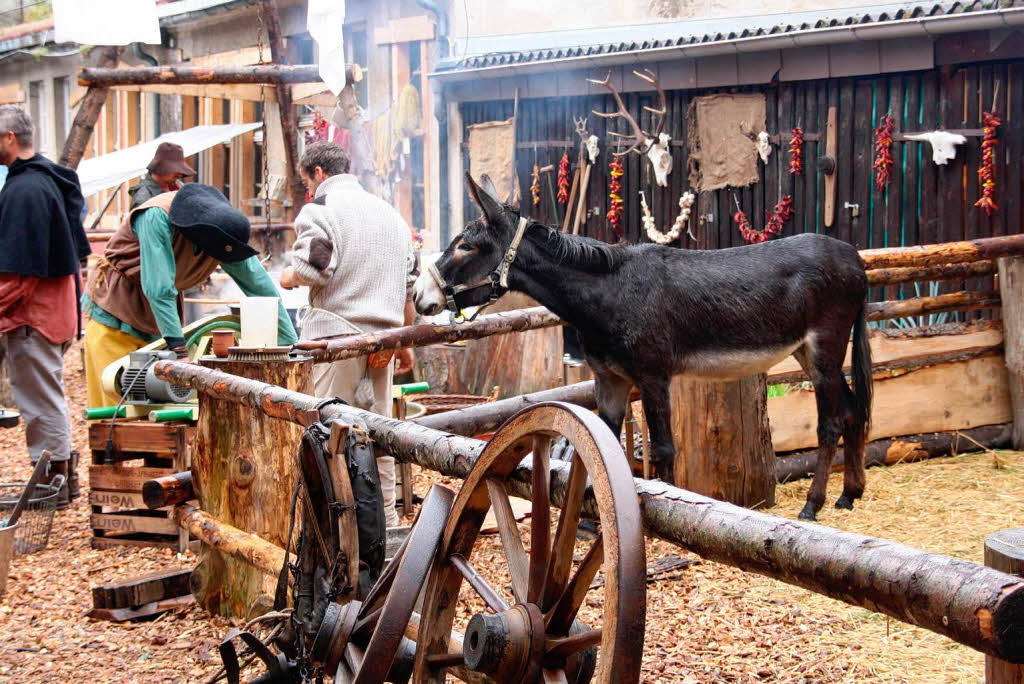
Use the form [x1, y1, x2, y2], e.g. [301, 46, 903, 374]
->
[479, 174, 501, 203]
[465, 172, 504, 226]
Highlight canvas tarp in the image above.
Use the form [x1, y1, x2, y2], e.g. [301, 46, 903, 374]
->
[687, 93, 766, 192]
[467, 118, 519, 204]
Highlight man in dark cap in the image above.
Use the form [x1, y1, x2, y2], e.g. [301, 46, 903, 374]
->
[83, 183, 297, 407]
[0, 105, 90, 503]
[128, 142, 195, 210]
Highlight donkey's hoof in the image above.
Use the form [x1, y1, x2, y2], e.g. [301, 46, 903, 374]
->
[798, 503, 818, 521]
[834, 494, 855, 510]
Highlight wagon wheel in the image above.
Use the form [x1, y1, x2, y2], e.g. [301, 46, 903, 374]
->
[413, 402, 647, 684]
[312, 483, 455, 684]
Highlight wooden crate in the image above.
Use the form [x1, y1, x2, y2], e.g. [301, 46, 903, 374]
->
[88, 420, 195, 551]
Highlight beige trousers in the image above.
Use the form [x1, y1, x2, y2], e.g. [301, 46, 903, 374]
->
[312, 357, 398, 526]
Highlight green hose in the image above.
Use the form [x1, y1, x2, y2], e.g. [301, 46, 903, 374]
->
[84, 406, 127, 420]
[149, 407, 197, 422]
[184, 320, 240, 351]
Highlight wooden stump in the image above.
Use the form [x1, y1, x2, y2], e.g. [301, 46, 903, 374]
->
[191, 357, 312, 619]
[998, 257, 1024, 450]
[985, 528, 1024, 683]
[0, 336, 14, 407]
[670, 373, 775, 509]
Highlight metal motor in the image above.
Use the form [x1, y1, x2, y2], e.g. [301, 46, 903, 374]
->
[118, 350, 195, 404]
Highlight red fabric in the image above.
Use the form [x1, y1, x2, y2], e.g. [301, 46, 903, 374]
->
[0, 273, 78, 344]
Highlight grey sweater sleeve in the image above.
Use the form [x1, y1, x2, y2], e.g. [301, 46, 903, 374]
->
[291, 204, 336, 286]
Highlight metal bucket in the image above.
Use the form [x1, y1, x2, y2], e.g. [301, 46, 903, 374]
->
[0, 522, 18, 598]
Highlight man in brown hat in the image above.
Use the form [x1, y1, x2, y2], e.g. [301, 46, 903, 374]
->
[128, 142, 195, 210]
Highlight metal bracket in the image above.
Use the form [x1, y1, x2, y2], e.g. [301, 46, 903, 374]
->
[844, 201, 860, 218]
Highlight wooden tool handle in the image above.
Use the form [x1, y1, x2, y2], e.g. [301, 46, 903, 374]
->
[5, 450, 51, 528]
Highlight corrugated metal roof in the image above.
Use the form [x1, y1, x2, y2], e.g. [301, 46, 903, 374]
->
[439, 1, 1023, 72]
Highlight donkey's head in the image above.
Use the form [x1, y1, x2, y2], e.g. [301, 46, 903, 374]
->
[413, 173, 523, 316]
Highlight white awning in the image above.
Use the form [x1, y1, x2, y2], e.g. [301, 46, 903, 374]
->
[77, 122, 263, 198]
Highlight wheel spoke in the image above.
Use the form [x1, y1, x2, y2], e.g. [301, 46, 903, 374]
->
[545, 628, 603, 660]
[486, 477, 529, 604]
[542, 451, 587, 610]
[545, 534, 603, 634]
[542, 668, 570, 684]
[425, 651, 465, 668]
[529, 435, 551, 604]
[359, 529, 409, 618]
[351, 605, 383, 641]
[450, 553, 510, 613]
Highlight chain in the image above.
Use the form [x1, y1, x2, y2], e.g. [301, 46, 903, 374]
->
[256, 2, 271, 227]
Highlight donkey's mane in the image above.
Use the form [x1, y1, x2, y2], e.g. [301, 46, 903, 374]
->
[528, 221, 620, 272]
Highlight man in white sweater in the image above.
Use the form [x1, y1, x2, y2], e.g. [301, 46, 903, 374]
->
[281, 141, 416, 526]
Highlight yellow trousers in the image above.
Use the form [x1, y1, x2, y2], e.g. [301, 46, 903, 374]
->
[84, 318, 145, 408]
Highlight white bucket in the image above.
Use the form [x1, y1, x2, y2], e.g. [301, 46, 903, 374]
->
[239, 296, 279, 348]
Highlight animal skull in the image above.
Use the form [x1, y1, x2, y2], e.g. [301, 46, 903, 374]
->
[585, 135, 600, 164]
[646, 132, 673, 187]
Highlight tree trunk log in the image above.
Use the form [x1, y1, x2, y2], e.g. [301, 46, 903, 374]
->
[0, 336, 13, 408]
[768, 343, 1003, 384]
[173, 504, 287, 578]
[77, 64, 361, 87]
[155, 360, 1024, 663]
[671, 374, 775, 508]
[866, 290, 1000, 321]
[862, 234, 1024, 269]
[190, 357, 311, 619]
[867, 260, 997, 286]
[143, 471, 195, 509]
[985, 529, 1024, 683]
[776, 423, 1012, 481]
[61, 47, 120, 168]
[998, 257, 1024, 450]
[261, 0, 305, 217]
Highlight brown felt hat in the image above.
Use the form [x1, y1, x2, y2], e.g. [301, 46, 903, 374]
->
[147, 142, 195, 177]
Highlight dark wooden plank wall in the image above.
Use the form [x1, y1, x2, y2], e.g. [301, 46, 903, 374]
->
[459, 62, 1022, 314]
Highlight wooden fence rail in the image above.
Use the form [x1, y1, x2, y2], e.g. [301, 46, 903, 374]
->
[153, 360, 1024, 664]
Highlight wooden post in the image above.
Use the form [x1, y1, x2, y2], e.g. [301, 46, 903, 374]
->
[669, 374, 776, 508]
[190, 356, 311, 619]
[261, 0, 306, 219]
[60, 46, 119, 169]
[999, 257, 1024, 449]
[985, 528, 1024, 683]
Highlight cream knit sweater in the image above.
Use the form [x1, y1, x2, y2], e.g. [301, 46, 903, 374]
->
[290, 174, 415, 340]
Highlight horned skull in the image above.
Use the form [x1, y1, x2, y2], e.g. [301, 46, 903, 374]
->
[646, 132, 673, 187]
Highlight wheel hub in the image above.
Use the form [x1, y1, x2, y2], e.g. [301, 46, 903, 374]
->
[463, 603, 547, 682]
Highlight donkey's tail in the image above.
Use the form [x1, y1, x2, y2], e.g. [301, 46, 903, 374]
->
[851, 303, 873, 430]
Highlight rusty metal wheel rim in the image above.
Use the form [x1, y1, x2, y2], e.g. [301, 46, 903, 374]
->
[412, 402, 646, 684]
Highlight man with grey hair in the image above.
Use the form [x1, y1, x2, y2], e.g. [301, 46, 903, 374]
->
[280, 141, 417, 526]
[0, 105, 90, 506]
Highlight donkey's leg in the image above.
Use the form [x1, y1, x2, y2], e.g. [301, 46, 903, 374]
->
[835, 384, 867, 510]
[800, 370, 845, 521]
[592, 368, 633, 439]
[638, 375, 675, 483]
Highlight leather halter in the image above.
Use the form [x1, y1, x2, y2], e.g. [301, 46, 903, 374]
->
[428, 216, 530, 323]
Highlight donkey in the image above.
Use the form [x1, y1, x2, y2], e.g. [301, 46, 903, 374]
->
[414, 174, 872, 520]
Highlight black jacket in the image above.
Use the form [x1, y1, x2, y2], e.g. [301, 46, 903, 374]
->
[128, 175, 163, 210]
[0, 154, 89, 278]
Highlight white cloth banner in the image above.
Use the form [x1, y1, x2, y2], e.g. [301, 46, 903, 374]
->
[53, 0, 161, 46]
[307, 0, 347, 95]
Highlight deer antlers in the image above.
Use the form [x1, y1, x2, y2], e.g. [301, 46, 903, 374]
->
[587, 69, 667, 157]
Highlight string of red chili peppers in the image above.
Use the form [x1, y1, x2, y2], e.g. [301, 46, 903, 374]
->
[975, 110, 1002, 216]
[873, 112, 895, 192]
[607, 157, 625, 238]
[557, 152, 570, 204]
[734, 194, 794, 244]
[789, 126, 804, 175]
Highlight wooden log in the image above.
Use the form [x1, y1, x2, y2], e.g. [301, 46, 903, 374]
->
[190, 356, 311, 618]
[671, 374, 775, 508]
[142, 471, 194, 510]
[297, 306, 563, 363]
[60, 47, 119, 168]
[77, 64, 336, 87]
[173, 504, 287, 577]
[261, 0, 306, 217]
[154, 359, 1024, 662]
[92, 568, 192, 609]
[867, 260, 997, 286]
[865, 290, 1000, 322]
[986, 529, 1024, 683]
[998, 257, 1024, 449]
[861, 234, 1024, 269]
[776, 423, 1012, 482]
